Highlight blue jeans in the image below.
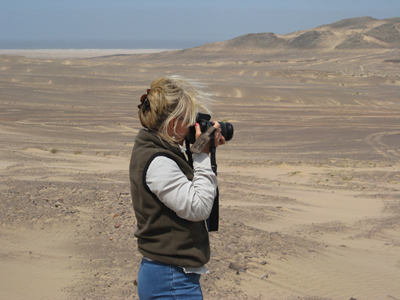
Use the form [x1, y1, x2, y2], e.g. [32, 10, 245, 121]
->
[137, 258, 203, 300]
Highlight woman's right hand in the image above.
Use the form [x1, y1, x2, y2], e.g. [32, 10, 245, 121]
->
[195, 122, 225, 154]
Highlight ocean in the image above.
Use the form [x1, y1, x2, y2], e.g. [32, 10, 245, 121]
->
[0, 49, 172, 59]
[0, 39, 209, 50]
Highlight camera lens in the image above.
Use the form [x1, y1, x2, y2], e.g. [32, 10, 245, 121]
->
[219, 122, 234, 141]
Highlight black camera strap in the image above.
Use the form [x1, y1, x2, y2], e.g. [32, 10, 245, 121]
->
[207, 137, 219, 232]
[184, 137, 194, 168]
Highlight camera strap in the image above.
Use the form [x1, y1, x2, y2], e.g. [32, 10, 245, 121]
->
[207, 137, 219, 231]
[189, 126, 217, 154]
[206, 187, 219, 232]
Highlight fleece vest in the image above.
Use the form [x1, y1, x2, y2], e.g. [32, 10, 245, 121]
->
[129, 129, 210, 268]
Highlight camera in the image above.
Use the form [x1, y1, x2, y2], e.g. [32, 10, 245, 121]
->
[186, 113, 234, 144]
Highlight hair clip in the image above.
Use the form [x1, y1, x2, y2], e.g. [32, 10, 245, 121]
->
[138, 89, 151, 113]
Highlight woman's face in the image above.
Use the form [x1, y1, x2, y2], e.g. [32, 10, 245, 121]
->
[174, 119, 190, 145]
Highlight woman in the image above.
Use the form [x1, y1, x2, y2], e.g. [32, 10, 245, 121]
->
[129, 76, 225, 299]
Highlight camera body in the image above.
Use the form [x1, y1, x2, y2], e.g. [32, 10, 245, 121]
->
[186, 113, 234, 144]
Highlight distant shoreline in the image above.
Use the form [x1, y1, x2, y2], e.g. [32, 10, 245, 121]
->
[0, 49, 174, 59]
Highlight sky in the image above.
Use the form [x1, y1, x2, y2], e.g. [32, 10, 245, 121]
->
[1, 0, 400, 49]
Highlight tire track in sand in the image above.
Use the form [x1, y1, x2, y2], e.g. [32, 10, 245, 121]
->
[365, 131, 400, 162]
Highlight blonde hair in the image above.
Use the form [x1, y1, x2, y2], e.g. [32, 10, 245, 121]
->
[138, 76, 212, 144]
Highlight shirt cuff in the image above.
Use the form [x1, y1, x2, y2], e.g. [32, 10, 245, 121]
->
[192, 152, 211, 168]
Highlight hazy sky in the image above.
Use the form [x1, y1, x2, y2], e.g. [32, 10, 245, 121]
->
[1, 0, 399, 49]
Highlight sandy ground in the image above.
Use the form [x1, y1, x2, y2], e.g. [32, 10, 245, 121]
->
[0, 48, 400, 300]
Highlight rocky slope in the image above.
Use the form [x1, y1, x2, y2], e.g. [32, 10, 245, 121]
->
[191, 16, 400, 52]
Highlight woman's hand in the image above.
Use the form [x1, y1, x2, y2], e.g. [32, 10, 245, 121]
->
[195, 121, 226, 154]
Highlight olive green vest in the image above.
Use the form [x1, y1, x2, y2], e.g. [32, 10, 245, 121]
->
[129, 129, 210, 268]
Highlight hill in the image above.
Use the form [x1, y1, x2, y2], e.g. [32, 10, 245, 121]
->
[189, 16, 400, 52]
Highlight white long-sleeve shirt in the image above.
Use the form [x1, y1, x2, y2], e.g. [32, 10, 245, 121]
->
[146, 152, 218, 222]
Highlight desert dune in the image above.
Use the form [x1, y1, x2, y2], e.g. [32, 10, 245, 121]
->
[1, 17, 400, 300]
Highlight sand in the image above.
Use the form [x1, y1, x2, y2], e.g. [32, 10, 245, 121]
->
[0, 47, 399, 300]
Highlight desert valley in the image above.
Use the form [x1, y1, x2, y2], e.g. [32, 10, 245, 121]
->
[1, 16, 400, 300]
